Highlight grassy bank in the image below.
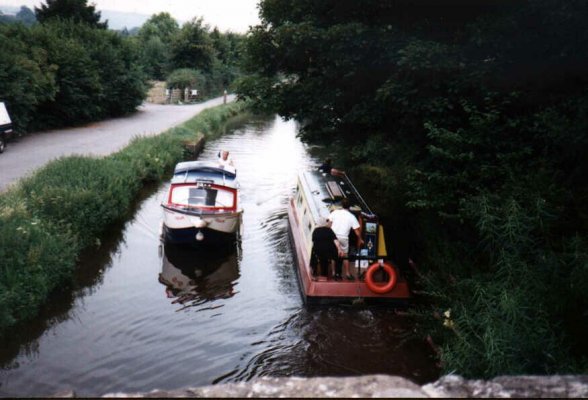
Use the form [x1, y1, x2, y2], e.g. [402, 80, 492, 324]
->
[0, 101, 247, 338]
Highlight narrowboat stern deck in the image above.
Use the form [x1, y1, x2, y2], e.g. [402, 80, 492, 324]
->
[287, 169, 411, 305]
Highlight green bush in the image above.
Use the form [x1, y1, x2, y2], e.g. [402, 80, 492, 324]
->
[17, 157, 138, 247]
[0, 20, 147, 133]
[0, 194, 78, 330]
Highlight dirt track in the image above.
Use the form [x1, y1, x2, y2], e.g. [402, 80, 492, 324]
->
[0, 96, 234, 192]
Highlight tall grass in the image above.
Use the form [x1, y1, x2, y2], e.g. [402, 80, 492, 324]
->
[0, 101, 247, 337]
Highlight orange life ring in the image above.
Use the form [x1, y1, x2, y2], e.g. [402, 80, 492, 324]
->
[365, 262, 397, 294]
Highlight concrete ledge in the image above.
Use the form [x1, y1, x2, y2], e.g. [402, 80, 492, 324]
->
[181, 135, 205, 158]
[89, 374, 588, 398]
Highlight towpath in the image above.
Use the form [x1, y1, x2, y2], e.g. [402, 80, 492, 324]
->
[0, 95, 234, 192]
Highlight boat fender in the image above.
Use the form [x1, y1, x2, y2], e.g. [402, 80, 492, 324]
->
[365, 261, 397, 294]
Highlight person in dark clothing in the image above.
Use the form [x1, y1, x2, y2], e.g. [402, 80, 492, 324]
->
[310, 217, 341, 279]
[318, 158, 333, 174]
[318, 157, 343, 176]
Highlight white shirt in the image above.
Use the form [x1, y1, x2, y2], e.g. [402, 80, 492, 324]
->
[328, 208, 360, 238]
[218, 155, 234, 168]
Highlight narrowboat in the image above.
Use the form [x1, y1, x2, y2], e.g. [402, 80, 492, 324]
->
[287, 168, 411, 305]
[161, 161, 243, 244]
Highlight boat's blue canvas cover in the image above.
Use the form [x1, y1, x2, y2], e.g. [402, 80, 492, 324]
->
[171, 161, 238, 188]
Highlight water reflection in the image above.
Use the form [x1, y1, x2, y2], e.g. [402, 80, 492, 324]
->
[158, 241, 241, 308]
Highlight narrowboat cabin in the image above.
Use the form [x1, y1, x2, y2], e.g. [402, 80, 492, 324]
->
[287, 168, 411, 305]
[161, 161, 242, 244]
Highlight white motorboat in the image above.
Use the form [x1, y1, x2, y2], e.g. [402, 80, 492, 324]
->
[161, 161, 243, 244]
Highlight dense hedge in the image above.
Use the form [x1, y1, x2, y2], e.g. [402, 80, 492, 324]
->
[0, 20, 146, 133]
[0, 101, 246, 338]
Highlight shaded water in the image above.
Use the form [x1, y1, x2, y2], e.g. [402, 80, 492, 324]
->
[0, 116, 439, 397]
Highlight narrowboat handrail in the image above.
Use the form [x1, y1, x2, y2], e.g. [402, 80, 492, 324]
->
[337, 171, 374, 216]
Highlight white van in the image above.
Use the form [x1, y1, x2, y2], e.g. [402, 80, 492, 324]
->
[0, 102, 13, 153]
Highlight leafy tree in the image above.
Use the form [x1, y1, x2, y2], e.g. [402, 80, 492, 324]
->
[138, 12, 179, 45]
[167, 68, 204, 91]
[210, 28, 243, 66]
[85, 27, 146, 115]
[209, 29, 244, 88]
[35, 0, 107, 29]
[136, 13, 179, 80]
[0, 23, 57, 131]
[139, 36, 170, 80]
[0, 19, 146, 132]
[170, 17, 215, 73]
[33, 21, 105, 125]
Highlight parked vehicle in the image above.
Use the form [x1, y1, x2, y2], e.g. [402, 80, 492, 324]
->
[0, 102, 14, 154]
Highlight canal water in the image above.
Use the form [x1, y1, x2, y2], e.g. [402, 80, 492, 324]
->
[0, 115, 439, 397]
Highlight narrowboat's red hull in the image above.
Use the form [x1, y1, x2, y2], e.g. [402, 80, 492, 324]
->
[287, 198, 411, 305]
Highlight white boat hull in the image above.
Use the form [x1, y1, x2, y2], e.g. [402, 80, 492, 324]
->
[163, 207, 242, 233]
[162, 206, 242, 244]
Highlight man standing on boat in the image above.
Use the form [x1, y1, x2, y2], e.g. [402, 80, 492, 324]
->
[329, 198, 363, 280]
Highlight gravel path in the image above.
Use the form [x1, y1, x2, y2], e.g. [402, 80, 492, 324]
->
[0, 96, 234, 192]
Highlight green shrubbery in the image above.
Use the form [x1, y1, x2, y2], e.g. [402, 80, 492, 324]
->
[0, 101, 246, 338]
[0, 195, 77, 330]
[134, 13, 244, 101]
[1, 3, 245, 134]
[0, 20, 146, 133]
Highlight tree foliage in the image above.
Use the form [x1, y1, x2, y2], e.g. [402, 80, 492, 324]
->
[0, 20, 146, 132]
[170, 17, 215, 73]
[238, 0, 588, 377]
[135, 12, 178, 80]
[166, 68, 203, 89]
[1, 7, 245, 132]
[130, 13, 245, 97]
[35, 0, 107, 29]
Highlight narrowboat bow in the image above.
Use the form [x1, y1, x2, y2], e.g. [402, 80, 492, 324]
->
[287, 168, 411, 305]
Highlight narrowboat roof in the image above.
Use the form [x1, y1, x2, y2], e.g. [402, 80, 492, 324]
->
[299, 170, 376, 225]
[171, 161, 237, 187]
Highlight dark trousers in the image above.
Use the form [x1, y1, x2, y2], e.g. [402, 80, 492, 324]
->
[310, 248, 334, 276]
[335, 258, 343, 276]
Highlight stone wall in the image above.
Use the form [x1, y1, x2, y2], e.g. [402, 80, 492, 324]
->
[145, 81, 167, 104]
[50, 374, 588, 397]
[145, 81, 199, 104]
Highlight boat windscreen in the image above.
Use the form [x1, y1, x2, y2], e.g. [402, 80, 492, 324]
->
[171, 186, 234, 208]
[172, 170, 236, 186]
